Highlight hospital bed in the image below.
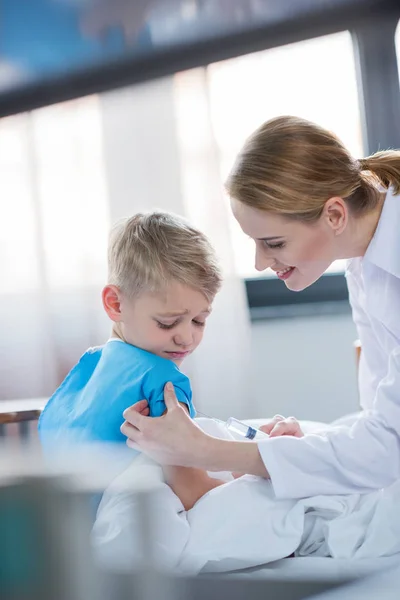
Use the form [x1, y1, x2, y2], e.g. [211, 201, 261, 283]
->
[227, 555, 400, 583]
[1, 466, 398, 600]
[1, 463, 397, 600]
[0, 397, 46, 439]
[1, 403, 399, 599]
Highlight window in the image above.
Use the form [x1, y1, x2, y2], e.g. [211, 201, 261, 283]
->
[0, 96, 109, 294]
[30, 98, 109, 289]
[206, 31, 363, 278]
[0, 113, 40, 292]
[0, 96, 110, 400]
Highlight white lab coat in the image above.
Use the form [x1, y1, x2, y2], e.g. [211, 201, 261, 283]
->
[258, 186, 400, 498]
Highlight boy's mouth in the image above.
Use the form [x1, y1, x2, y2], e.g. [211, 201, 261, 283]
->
[165, 350, 191, 360]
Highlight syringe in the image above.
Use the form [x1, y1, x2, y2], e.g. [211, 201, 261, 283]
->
[225, 417, 269, 441]
[196, 412, 269, 441]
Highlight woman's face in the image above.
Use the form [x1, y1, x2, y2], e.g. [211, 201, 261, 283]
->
[231, 199, 342, 291]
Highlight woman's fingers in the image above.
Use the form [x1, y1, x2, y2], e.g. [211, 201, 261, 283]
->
[163, 382, 180, 410]
[260, 415, 304, 438]
[259, 415, 285, 435]
[126, 439, 142, 452]
[269, 417, 304, 438]
[120, 419, 140, 439]
[120, 388, 206, 466]
[122, 400, 150, 427]
[127, 399, 149, 413]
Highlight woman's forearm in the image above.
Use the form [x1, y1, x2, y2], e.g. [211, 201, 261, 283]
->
[121, 387, 271, 478]
[200, 436, 270, 478]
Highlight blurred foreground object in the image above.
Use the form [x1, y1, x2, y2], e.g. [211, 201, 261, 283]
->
[0, 0, 398, 116]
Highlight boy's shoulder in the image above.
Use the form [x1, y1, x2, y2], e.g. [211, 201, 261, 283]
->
[100, 340, 188, 386]
[103, 340, 193, 413]
[102, 340, 181, 372]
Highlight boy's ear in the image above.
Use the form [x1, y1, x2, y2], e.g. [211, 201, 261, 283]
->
[102, 285, 122, 322]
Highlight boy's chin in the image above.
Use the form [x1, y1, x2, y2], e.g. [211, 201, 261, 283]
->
[169, 356, 185, 367]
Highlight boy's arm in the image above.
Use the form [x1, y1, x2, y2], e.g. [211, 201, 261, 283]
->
[143, 371, 225, 510]
[147, 378, 196, 418]
[163, 464, 225, 510]
[161, 402, 225, 509]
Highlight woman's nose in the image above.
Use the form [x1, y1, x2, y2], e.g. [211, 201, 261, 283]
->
[255, 247, 274, 272]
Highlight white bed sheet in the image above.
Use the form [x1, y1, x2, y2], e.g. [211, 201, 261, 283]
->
[209, 415, 400, 580]
[94, 417, 400, 576]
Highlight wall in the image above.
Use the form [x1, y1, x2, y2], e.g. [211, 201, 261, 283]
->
[248, 311, 359, 424]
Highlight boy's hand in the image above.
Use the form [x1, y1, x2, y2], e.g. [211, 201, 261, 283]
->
[260, 415, 304, 438]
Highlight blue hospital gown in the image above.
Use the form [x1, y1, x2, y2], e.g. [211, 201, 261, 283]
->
[38, 339, 195, 449]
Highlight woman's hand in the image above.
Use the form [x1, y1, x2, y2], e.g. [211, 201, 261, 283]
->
[121, 383, 211, 467]
[121, 383, 270, 478]
[132, 399, 150, 417]
[260, 415, 304, 438]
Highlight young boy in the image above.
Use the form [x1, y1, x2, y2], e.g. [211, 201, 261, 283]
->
[39, 212, 225, 509]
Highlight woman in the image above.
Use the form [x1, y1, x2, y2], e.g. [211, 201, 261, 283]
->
[121, 115, 400, 498]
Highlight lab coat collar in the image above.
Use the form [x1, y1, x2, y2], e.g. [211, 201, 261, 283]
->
[363, 187, 400, 279]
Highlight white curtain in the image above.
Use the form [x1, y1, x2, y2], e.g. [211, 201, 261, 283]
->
[0, 97, 110, 401]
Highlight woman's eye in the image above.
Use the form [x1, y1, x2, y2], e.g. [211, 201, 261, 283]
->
[264, 241, 285, 249]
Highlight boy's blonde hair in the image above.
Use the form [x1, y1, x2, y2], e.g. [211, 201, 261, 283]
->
[108, 212, 222, 301]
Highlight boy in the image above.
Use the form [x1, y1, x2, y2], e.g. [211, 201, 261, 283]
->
[39, 212, 225, 509]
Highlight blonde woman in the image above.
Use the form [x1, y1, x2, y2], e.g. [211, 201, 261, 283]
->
[122, 116, 400, 499]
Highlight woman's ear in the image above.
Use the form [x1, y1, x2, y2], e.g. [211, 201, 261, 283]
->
[102, 285, 122, 322]
[323, 196, 348, 235]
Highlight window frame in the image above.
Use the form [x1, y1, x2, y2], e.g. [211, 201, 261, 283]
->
[0, 1, 399, 117]
[245, 273, 351, 320]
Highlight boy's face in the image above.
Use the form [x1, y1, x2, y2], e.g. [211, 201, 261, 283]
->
[105, 282, 212, 366]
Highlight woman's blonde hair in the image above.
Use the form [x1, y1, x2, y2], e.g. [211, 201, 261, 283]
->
[226, 115, 400, 222]
[108, 212, 222, 301]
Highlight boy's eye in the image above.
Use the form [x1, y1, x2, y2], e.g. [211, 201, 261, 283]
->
[156, 319, 206, 329]
[264, 241, 285, 250]
[192, 319, 205, 328]
[156, 321, 177, 330]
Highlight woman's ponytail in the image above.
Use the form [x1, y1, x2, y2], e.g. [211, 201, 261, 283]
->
[359, 151, 400, 195]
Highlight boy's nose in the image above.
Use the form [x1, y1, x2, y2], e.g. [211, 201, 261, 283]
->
[173, 329, 193, 347]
